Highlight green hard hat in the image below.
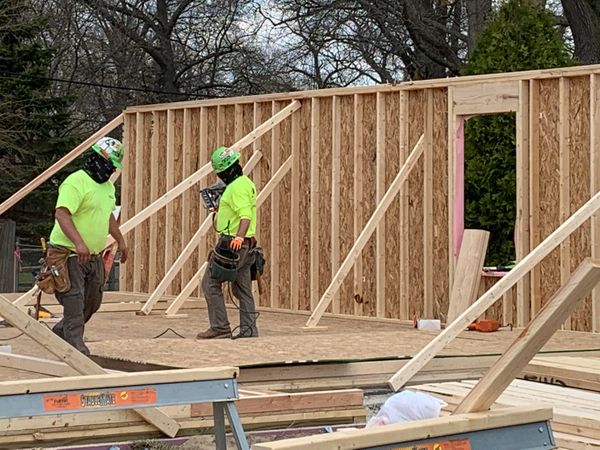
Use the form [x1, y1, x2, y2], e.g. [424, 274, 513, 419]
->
[211, 146, 240, 173]
[92, 137, 124, 169]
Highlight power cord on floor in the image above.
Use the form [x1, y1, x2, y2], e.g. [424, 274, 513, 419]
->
[227, 282, 260, 339]
[152, 328, 187, 339]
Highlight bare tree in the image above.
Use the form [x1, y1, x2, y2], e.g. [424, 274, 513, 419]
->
[260, 0, 496, 84]
[561, 0, 600, 64]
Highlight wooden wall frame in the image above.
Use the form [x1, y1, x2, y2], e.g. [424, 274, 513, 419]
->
[5, 64, 600, 333]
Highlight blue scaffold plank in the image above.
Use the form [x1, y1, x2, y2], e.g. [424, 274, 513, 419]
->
[0, 378, 238, 419]
[362, 420, 555, 450]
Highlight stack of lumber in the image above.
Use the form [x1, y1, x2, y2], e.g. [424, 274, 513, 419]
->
[521, 355, 600, 392]
[412, 379, 600, 450]
[0, 388, 365, 448]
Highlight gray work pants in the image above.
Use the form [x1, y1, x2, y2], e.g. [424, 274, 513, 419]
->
[52, 256, 104, 355]
[202, 239, 257, 336]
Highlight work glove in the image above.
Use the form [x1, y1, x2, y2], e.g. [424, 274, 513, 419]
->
[230, 236, 244, 251]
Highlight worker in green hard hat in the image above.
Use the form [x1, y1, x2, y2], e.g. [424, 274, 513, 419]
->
[47, 137, 128, 355]
[197, 146, 259, 340]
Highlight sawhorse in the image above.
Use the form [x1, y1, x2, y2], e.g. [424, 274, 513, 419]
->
[0, 366, 249, 450]
[254, 405, 555, 450]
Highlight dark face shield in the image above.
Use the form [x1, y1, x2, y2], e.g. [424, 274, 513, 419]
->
[83, 152, 116, 183]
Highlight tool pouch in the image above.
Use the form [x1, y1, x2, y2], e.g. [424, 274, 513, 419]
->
[250, 246, 266, 281]
[210, 246, 240, 282]
[36, 246, 72, 294]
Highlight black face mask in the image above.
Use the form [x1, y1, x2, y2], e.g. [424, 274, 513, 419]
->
[217, 162, 243, 185]
[83, 152, 116, 183]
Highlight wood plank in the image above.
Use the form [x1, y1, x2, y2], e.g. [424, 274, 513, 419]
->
[290, 105, 300, 311]
[270, 101, 282, 308]
[332, 96, 342, 314]
[148, 111, 160, 291]
[353, 94, 364, 316]
[310, 98, 320, 310]
[591, 74, 600, 332]
[181, 108, 194, 286]
[423, 89, 434, 318]
[0, 408, 365, 446]
[252, 103, 263, 302]
[446, 230, 490, 324]
[197, 107, 209, 298]
[399, 91, 410, 319]
[305, 135, 425, 328]
[454, 258, 600, 413]
[0, 353, 79, 377]
[559, 77, 572, 329]
[252, 406, 552, 450]
[375, 92, 386, 318]
[0, 115, 124, 216]
[165, 110, 176, 294]
[0, 294, 179, 437]
[447, 87, 456, 300]
[387, 190, 600, 391]
[191, 389, 363, 416]
[452, 80, 520, 115]
[516, 80, 530, 327]
[133, 112, 145, 292]
[528, 79, 540, 326]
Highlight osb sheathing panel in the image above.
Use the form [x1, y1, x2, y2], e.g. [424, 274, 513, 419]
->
[339, 96, 355, 315]
[155, 111, 168, 293]
[122, 114, 136, 292]
[257, 102, 273, 308]
[408, 90, 425, 319]
[432, 89, 449, 320]
[140, 113, 153, 292]
[537, 79, 561, 310]
[361, 94, 377, 317]
[298, 103, 312, 311]
[569, 76, 591, 331]
[384, 92, 401, 319]
[318, 97, 333, 311]
[277, 100, 293, 310]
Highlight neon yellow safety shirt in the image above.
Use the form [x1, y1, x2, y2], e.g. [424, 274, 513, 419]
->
[49, 170, 116, 254]
[216, 175, 257, 237]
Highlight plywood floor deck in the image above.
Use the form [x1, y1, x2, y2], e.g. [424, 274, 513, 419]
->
[2, 291, 600, 377]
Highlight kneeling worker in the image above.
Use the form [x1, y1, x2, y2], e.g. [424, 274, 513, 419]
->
[197, 146, 258, 339]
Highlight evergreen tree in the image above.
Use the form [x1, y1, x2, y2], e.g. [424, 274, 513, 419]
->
[0, 1, 75, 242]
[463, 0, 573, 265]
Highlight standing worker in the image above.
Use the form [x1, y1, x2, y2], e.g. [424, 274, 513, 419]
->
[197, 146, 259, 339]
[48, 137, 128, 355]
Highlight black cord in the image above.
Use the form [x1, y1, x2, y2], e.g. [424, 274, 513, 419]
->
[0, 331, 24, 340]
[152, 328, 187, 339]
[227, 281, 260, 339]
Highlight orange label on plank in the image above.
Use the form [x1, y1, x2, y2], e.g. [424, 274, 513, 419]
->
[393, 439, 471, 450]
[43, 388, 157, 411]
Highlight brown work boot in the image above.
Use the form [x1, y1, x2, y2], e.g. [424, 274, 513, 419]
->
[196, 328, 232, 339]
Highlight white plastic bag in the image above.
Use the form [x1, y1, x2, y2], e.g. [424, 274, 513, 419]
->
[366, 391, 447, 428]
